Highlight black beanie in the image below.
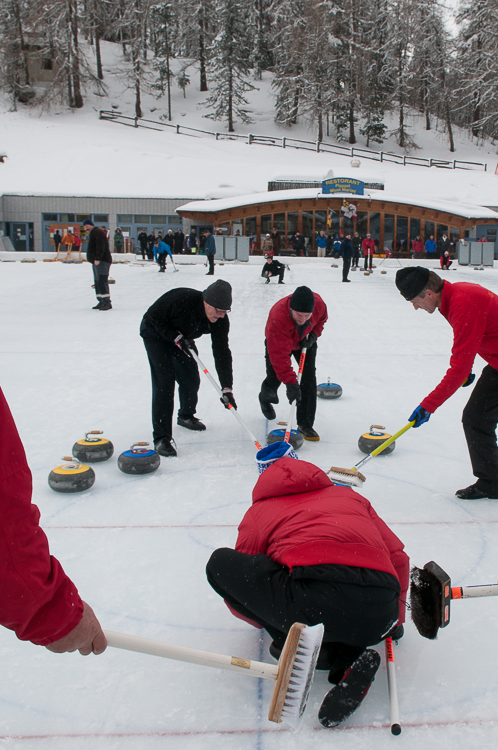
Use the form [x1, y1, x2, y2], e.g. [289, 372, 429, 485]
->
[83, 218, 94, 227]
[395, 267, 430, 301]
[203, 279, 232, 310]
[290, 286, 315, 313]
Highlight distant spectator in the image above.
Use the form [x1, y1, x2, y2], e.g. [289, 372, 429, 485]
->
[362, 233, 375, 271]
[437, 233, 452, 258]
[262, 234, 274, 254]
[113, 228, 124, 253]
[61, 230, 74, 252]
[271, 229, 281, 256]
[205, 228, 216, 275]
[147, 231, 156, 261]
[332, 234, 342, 257]
[352, 232, 361, 268]
[174, 229, 185, 254]
[165, 229, 175, 255]
[292, 232, 305, 257]
[412, 236, 424, 260]
[138, 229, 148, 260]
[425, 234, 436, 256]
[316, 231, 328, 258]
[188, 230, 198, 254]
[53, 230, 62, 254]
[340, 234, 354, 282]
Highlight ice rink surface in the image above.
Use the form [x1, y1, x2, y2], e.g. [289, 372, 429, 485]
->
[2, 257, 498, 750]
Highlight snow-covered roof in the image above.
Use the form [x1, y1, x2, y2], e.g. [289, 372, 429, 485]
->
[177, 187, 498, 220]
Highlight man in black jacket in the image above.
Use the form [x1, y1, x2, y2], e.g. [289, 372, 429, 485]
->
[140, 280, 236, 457]
[83, 219, 113, 310]
[261, 252, 285, 284]
[340, 234, 354, 282]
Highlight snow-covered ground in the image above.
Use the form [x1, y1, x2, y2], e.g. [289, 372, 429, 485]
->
[1, 41, 498, 207]
[2, 257, 498, 749]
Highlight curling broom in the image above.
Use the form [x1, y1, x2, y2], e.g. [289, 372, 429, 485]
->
[105, 622, 323, 729]
[327, 421, 415, 488]
[410, 561, 498, 639]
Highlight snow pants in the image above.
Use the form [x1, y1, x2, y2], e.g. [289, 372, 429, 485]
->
[206, 548, 400, 650]
[462, 364, 498, 495]
[261, 342, 317, 429]
[140, 322, 200, 442]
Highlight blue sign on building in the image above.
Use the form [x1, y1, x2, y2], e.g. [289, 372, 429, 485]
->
[322, 178, 364, 195]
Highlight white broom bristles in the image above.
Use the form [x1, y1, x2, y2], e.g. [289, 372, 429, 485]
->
[279, 623, 324, 730]
[327, 466, 366, 488]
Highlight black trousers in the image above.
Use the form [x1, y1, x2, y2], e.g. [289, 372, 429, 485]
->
[342, 257, 351, 281]
[261, 342, 317, 428]
[92, 261, 111, 298]
[206, 255, 215, 274]
[140, 322, 200, 442]
[462, 365, 498, 493]
[266, 267, 285, 283]
[206, 549, 399, 648]
[364, 255, 373, 270]
[157, 252, 167, 271]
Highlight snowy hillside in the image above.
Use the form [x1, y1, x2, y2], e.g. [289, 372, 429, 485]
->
[1, 41, 498, 205]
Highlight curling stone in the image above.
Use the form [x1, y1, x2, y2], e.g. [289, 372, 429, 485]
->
[381, 269, 387, 274]
[48, 457, 95, 493]
[358, 424, 395, 455]
[21, 258, 37, 263]
[364, 271, 370, 276]
[118, 442, 160, 474]
[72, 431, 114, 463]
[317, 378, 342, 399]
[62, 259, 74, 264]
[331, 264, 339, 268]
[108, 278, 116, 284]
[266, 428, 304, 450]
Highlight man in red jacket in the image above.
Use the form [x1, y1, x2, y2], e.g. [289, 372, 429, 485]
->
[396, 267, 498, 500]
[0, 387, 107, 654]
[206, 444, 408, 726]
[258, 286, 328, 440]
[362, 233, 375, 271]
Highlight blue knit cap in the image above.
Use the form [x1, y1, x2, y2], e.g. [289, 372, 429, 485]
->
[256, 441, 299, 474]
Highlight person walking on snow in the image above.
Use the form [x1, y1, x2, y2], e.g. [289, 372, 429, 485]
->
[396, 267, 498, 500]
[258, 286, 328, 441]
[83, 219, 113, 311]
[140, 280, 235, 458]
[206, 444, 408, 727]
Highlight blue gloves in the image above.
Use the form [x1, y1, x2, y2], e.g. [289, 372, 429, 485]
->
[408, 405, 431, 428]
[462, 372, 476, 388]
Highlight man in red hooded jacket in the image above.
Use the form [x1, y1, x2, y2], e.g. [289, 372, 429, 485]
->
[0, 386, 107, 654]
[206, 448, 408, 693]
[258, 286, 328, 441]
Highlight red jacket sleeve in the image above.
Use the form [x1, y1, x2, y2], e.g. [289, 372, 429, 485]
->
[421, 287, 491, 413]
[365, 503, 409, 624]
[0, 388, 83, 645]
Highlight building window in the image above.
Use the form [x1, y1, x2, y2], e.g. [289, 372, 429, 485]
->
[397, 216, 408, 249]
[273, 212, 285, 234]
[315, 210, 326, 235]
[356, 211, 368, 237]
[60, 213, 75, 222]
[94, 214, 109, 223]
[118, 214, 133, 224]
[42, 58, 53, 70]
[261, 214, 272, 237]
[43, 213, 58, 221]
[424, 220, 435, 240]
[134, 215, 150, 224]
[151, 215, 167, 223]
[450, 226, 460, 245]
[410, 218, 420, 244]
[437, 224, 449, 240]
[167, 215, 181, 224]
[369, 213, 380, 244]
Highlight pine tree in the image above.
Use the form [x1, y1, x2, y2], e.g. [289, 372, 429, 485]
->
[113, 0, 152, 118]
[203, 0, 256, 132]
[152, 2, 175, 120]
[455, 0, 498, 140]
[385, 0, 418, 151]
[175, 0, 215, 92]
[0, 0, 33, 109]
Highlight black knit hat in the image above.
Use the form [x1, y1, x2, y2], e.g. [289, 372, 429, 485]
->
[203, 279, 232, 310]
[290, 286, 315, 313]
[395, 267, 430, 301]
[82, 218, 94, 227]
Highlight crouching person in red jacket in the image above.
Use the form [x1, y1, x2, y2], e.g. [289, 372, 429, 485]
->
[206, 442, 409, 727]
[0, 387, 107, 655]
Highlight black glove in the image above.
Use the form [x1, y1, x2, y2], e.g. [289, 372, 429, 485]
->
[286, 383, 302, 405]
[174, 334, 191, 355]
[299, 331, 317, 350]
[462, 372, 475, 388]
[220, 388, 237, 410]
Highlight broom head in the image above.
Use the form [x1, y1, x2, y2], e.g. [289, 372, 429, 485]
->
[410, 561, 451, 639]
[327, 466, 366, 488]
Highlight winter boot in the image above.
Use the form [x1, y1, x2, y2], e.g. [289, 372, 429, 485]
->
[318, 649, 381, 728]
[154, 437, 177, 457]
[297, 425, 320, 441]
[92, 300, 103, 309]
[177, 416, 206, 431]
[99, 299, 112, 311]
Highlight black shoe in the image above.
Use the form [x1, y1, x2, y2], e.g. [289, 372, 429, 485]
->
[92, 301, 103, 309]
[99, 300, 112, 310]
[259, 393, 276, 420]
[278, 280, 285, 284]
[342, 279, 351, 282]
[456, 483, 498, 499]
[265, 277, 270, 284]
[177, 416, 206, 431]
[154, 437, 177, 457]
[318, 649, 381, 728]
[298, 425, 320, 441]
